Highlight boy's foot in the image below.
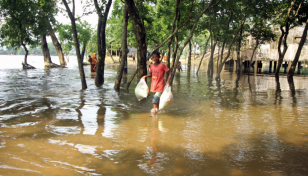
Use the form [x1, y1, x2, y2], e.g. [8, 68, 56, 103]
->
[151, 108, 158, 115]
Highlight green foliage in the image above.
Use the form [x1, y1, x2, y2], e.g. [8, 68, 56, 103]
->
[0, 0, 40, 50]
[106, 0, 198, 52]
[86, 28, 98, 55]
[0, 0, 58, 51]
[58, 20, 92, 55]
[248, 0, 277, 47]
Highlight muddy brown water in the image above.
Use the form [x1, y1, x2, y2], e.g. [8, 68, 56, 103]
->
[1, 56, 308, 175]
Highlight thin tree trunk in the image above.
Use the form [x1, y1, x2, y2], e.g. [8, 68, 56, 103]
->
[196, 36, 210, 75]
[94, 0, 112, 87]
[216, 44, 220, 71]
[187, 40, 192, 75]
[126, 0, 147, 81]
[288, 19, 308, 78]
[275, 27, 288, 77]
[41, 34, 52, 66]
[208, 35, 217, 78]
[109, 49, 115, 63]
[193, 43, 197, 60]
[81, 41, 86, 63]
[275, 1, 295, 77]
[115, 2, 129, 90]
[169, 0, 216, 85]
[166, 0, 180, 69]
[171, 34, 178, 70]
[236, 27, 243, 74]
[22, 42, 28, 65]
[220, 38, 226, 66]
[62, 0, 87, 89]
[250, 39, 259, 67]
[166, 40, 173, 68]
[21, 42, 35, 69]
[124, 0, 204, 90]
[216, 16, 246, 80]
[48, 21, 66, 66]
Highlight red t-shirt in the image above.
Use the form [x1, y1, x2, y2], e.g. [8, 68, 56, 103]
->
[150, 62, 169, 93]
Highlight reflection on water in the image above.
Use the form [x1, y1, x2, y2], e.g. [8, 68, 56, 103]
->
[1, 56, 308, 175]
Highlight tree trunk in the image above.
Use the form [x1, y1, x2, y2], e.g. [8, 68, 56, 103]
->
[220, 38, 226, 66]
[275, 1, 295, 77]
[216, 17, 246, 80]
[288, 19, 308, 78]
[196, 36, 210, 75]
[208, 34, 217, 78]
[236, 27, 243, 74]
[187, 40, 192, 75]
[124, 1, 198, 90]
[250, 39, 259, 67]
[62, 0, 87, 89]
[41, 34, 52, 66]
[216, 44, 220, 71]
[166, 40, 173, 68]
[22, 42, 29, 65]
[115, 2, 129, 90]
[81, 42, 87, 63]
[275, 27, 289, 77]
[125, 0, 147, 81]
[171, 34, 178, 70]
[94, 0, 112, 87]
[48, 21, 66, 66]
[108, 49, 115, 63]
[169, 0, 215, 85]
[193, 43, 197, 60]
[166, 0, 180, 69]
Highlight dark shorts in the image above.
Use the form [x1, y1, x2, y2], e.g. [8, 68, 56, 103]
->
[133, 57, 135, 61]
[152, 92, 162, 104]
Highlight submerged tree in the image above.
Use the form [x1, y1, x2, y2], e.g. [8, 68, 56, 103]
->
[248, 1, 276, 69]
[0, 0, 40, 68]
[125, 0, 147, 81]
[58, 22, 91, 63]
[62, 0, 87, 89]
[37, 0, 64, 68]
[94, 0, 112, 87]
[48, 21, 67, 66]
[274, 0, 303, 77]
[114, 2, 129, 90]
[288, 2, 308, 78]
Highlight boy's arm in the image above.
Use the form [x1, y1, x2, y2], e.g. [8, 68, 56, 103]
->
[166, 71, 172, 86]
[141, 73, 152, 80]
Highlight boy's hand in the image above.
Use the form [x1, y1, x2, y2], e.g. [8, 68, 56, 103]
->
[141, 76, 146, 80]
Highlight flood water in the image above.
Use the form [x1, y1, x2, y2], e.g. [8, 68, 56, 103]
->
[1, 55, 308, 176]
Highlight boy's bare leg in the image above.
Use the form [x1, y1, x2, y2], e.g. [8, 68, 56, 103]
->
[152, 103, 159, 115]
[153, 103, 159, 109]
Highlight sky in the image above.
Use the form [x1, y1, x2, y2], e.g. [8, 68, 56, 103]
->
[49, 0, 114, 42]
[56, 0, 114, 26]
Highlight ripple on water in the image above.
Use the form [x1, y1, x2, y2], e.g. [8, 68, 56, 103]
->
[1, 57, 308, 175]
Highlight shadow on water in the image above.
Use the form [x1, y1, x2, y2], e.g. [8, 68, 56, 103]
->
[85, 136, 308, 176]
[2, 122, 308, 175]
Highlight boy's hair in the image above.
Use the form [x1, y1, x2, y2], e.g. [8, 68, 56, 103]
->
[152, 50, 161, 56]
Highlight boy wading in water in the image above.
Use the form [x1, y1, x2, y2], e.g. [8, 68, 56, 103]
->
[141, 51, 172, 115]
